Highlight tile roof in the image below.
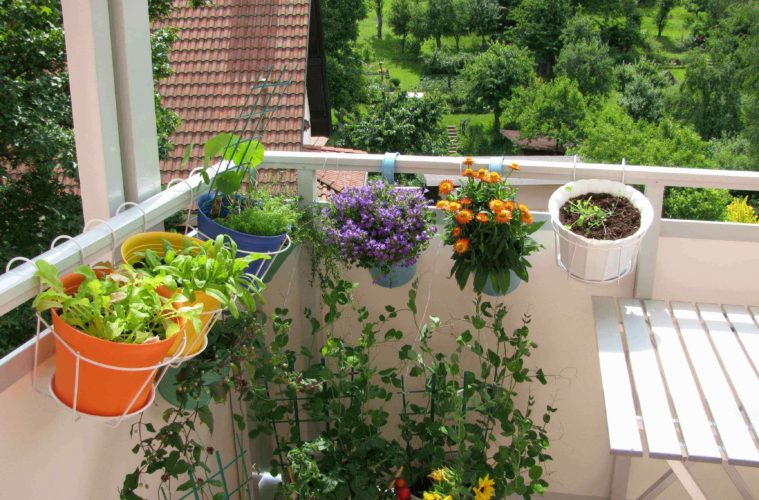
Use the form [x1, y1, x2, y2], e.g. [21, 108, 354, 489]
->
[157, 0, 312, 191]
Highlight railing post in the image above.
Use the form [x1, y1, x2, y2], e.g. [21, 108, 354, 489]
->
[634, 182, 665, 299]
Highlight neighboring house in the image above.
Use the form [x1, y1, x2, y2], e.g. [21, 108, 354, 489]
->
[157, 0, 365, 197]
[500, 129, 566, 156]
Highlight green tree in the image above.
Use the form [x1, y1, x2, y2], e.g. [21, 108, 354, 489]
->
[616, 59, 671, 121]
[561, 13, 601, 45]
[322, 0, 369, 116]
[655, 0, 676, 37]
[462, 43, 535, 130]
[466, 0, 501, 47]
[337, 92, 450, 155]
[507, 77, 587, 148]
[389, 0, 413, 51]
[423, 50, 471, 89]
[428, 0, 456, 49]
[509, 0, 571, 76]
[596, 0, 645, 60]
[373, 0, 385, 39]
[555, 40, 614, 96]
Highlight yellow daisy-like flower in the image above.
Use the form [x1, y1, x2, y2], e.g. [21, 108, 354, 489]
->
[495, 209, 512, 224]
[439, 179, 455, 195]
[436, 200, 450, 210]
[509, 162, 520, 171]
[489, 199, 505, 213]
[422, 493, 452, 500]
[476, 168, 488, 179]
[463, 156, 475, 167]
[451, 226, 462, 237]
[503, 200, 515, 211]
[473, 474, 496, 500]
[476, 211, 490, 223]
[447, 201, 462, 213]
[454, 238, 470, 254]
[428, 468, 448, 483]
[462, 168, 476, 178]
[455, 209, 474, 224]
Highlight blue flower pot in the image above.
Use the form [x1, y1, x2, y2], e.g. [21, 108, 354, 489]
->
[369, 263, 417, 288]
[197, 192, 288, 279]
[482, 271, 521, 297]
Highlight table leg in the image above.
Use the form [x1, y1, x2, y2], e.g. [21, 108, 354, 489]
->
[611, 455, 632, 499]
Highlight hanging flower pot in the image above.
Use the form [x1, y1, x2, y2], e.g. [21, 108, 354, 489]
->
[439, 159, 543, 296]
[369, 262, 417, 288]
[33, 264, 198, 417]
[196, 192, 293, 280]
[548, 179, 654, 283]
[482, 270, 521, 297]
[321, 180, 435, 289]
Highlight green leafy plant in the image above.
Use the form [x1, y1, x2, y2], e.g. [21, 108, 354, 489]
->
[218, 191, 299, 237]
[138, 234, 266, 316]
[563, 196, 615, 236]
[33, 261, 201, 343]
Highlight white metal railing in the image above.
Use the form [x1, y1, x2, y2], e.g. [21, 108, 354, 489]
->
[2, 152, 759, 392]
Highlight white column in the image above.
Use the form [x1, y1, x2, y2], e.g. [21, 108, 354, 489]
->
[108, 0, 162, 203]
[61, 0, 125, 221]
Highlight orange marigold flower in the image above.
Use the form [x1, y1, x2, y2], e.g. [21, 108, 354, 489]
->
[461, 197, 472, 206]
[476, 168, 488, 179]
[489, 199, 505, 212]
[476, 211, 490, 223]
[518, 203, 533, 224]
[462, 168, 475, 177]
[509, 162, 520, 171]
[453, 238, 470, 254]
[439, 179, 454, 195]
[463, 156, 475, 167]
[447, 201, 462, 213]
[485, 172, 502, 183]
[503, 200, 515, 211]
[455, 209, 474, 224]
[451, 226, 462, 237]
[495, 209, 513, 224]
[436, 200, 450, 210]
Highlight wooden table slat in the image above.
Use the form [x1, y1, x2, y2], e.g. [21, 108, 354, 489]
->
[671, 302, 759, 466]
[644, 301, 722, 462]
[619, 299, 681, 459]
[698, 304, 759, 442]
[592, 296, 643, 456]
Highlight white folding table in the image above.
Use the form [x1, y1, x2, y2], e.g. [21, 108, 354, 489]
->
[593, 296, 759, 499]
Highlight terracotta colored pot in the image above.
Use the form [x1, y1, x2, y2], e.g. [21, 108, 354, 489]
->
[50, 272, 177, 417]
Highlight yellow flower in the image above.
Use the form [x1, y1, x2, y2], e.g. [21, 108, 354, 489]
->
[489, 199, 505, 213]
[503, 200, 515, 211]
[461, 196, 472, 206]
[436, 200, 450, 210]
[462, 168, 476, 178]
[463, 156, 475, 167]
[476, 168, 488, 179]
[428, 468, 448, 483]
[476, 211, 490, 223]
[495, 209, 512, 224]
[451, 226, 462, 237]
[439, 179, 455, 195]
[509, 162, 520, 171]
[473, 474, 496, 500]
[454, 238, 470, 254]
[423, 493, 452, 500]
[455, 209, 474, 224]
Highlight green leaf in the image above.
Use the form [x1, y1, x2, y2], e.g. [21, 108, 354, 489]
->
[529, 465, 543, 481]
[204, 132, 236, 163]
[198, 405, 214, 433]
[181, 143, 194, 167]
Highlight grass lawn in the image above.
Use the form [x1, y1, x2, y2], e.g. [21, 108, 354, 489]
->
[640, 6, 690, 62]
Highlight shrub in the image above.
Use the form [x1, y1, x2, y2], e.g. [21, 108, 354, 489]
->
[726, 197, 759, 224]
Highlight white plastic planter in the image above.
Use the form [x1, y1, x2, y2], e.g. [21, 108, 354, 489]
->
[548, 179, 654, 283]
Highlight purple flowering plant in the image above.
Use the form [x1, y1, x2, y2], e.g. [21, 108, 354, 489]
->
[322, 180, 436, 274]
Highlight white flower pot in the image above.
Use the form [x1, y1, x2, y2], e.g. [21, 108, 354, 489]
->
[548, 180, 654, 283]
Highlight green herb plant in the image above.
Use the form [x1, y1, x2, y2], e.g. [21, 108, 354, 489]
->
[219, 190, 299, 237]
[33, 261, 201, 344]
[564, 197, 615, 237]
[138, 234, 266, 317]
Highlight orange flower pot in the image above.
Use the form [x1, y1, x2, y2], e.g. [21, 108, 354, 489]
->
[50, 272, 177, 417]
[164, 290, 220, 357]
